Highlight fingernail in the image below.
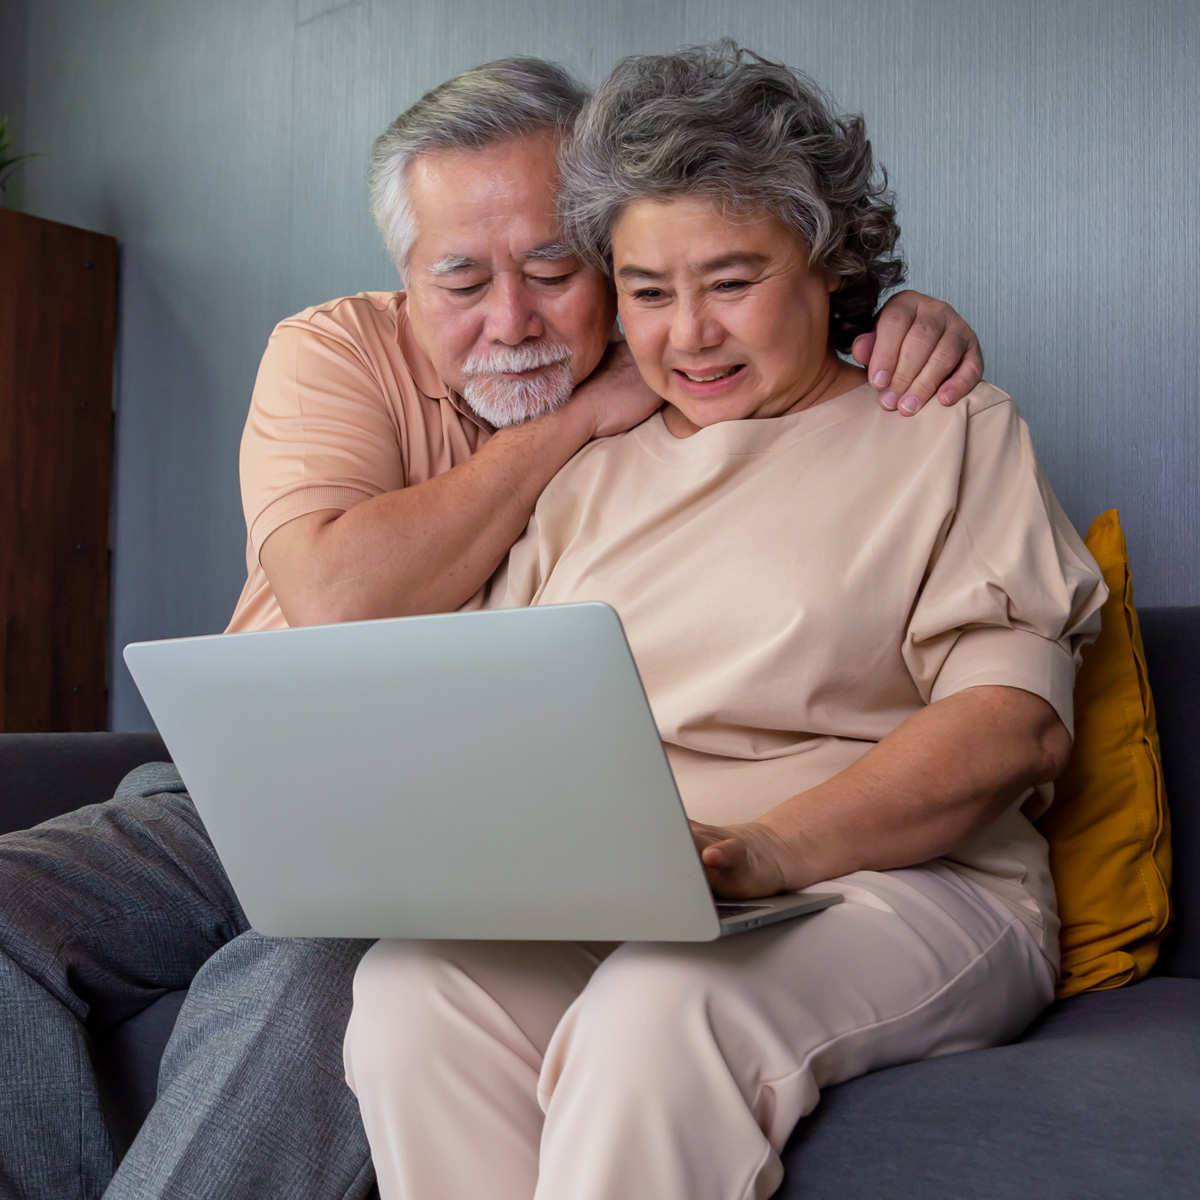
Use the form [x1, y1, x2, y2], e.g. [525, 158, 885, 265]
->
[899, 395, 920, 415]
[939, 388, 957, 405]
[880, 390, 899, 410]
[873, 370, 890, 387]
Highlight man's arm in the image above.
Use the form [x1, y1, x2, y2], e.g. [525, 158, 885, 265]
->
[692, 685, 1071, 898]
[260, 343, 657, 626]
[853, 290, 985, 414]
[261, 295, 981, 627]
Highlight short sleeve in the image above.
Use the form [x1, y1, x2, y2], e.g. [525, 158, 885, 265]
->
[903, 396, 1106, 738]
[240, 314, 408, 558]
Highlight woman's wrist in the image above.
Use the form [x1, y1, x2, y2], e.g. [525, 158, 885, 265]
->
[738, 818, 822, 893]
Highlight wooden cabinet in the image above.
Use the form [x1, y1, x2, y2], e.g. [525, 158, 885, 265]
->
[0, 208, 117, 731]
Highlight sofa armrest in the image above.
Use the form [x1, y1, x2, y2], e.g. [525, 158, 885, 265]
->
[1139, 607, 1200, 979]
[0, 732, 171, 836]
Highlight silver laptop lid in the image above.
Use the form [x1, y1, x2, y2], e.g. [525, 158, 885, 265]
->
[124, 603, 727, 941]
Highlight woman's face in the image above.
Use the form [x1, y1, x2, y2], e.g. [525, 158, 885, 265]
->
[611, 195, 857, 435]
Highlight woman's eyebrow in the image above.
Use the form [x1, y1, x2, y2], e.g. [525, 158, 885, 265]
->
[616, 263, 665, 281]
[694, 252, 769, 273]
[617, 252, 769, 281]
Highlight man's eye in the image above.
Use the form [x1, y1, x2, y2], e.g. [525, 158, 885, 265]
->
[632, 288, 665, 301]
[530, 273, 574, 286]
[714, 279, 750, 292]
[444, 283, 486, 297]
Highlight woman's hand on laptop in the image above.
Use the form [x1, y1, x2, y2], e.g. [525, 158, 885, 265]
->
[689, 820, 797, 900]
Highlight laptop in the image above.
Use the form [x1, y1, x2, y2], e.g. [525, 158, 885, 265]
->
[123, 602, 841, 941]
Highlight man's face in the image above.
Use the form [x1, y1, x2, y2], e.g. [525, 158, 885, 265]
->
[403, 129, 615, 426]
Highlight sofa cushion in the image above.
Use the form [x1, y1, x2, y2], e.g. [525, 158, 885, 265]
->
[0, 732, 170, 835]
[1139, 608, 1200, 978]
[1038, 512, 1171, 997]
[779, 977, 1200, 1199]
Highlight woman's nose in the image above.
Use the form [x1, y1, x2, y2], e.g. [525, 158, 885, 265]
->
[483, 279, 545, 345]
[670, 300, 717, 355]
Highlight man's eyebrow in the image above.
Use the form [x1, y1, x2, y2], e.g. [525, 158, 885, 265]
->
[428, 254, 483, 275]
[617, 252, 769, 281]
[521, 242, 578, 263]
[427, 245, 576, 275]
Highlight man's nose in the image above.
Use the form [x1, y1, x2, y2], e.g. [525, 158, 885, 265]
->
[483, 278, 545, 345]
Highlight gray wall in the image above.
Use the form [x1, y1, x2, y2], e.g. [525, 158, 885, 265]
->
[5, 0, 1197, 730]
[0, 0, 29, 209]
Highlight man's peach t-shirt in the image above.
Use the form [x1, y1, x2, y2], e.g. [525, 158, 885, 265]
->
[228, 292, 491, 632]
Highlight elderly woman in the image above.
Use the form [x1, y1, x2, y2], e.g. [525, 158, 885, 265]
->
[343, 43, 1106, 1200]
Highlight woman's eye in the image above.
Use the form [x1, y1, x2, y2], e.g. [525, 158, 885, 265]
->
[632, 288, 665, 301]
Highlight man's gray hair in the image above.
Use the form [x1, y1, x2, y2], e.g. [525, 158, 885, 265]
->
[369, 57, 590, 277]
[558, 42, 905, 352]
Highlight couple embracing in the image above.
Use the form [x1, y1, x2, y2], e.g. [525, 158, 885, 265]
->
[1, 42, 1103, 1200]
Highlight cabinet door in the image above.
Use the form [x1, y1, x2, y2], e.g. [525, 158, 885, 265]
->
[0, 208, 117, 731]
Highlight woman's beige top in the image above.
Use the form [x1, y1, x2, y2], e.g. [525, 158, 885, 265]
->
[489, 382, 1106, 959]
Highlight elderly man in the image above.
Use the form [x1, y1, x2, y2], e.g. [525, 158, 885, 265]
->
[0, 58, 982, 1200]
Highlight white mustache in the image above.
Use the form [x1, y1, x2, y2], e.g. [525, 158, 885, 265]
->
[462, 342, 572, 376]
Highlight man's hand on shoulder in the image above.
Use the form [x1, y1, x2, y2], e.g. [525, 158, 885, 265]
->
[852, 290, 984, 416]
[566, 341, 663, 440]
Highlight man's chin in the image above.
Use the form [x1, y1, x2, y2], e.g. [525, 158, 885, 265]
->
[469, 396, 567, 428]
[462, 369, 574, 428]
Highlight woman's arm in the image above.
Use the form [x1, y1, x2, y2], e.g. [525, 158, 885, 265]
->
[692, 684, 1071, 899]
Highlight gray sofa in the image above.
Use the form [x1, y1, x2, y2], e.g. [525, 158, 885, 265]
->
[2, 607, 1197, 1197]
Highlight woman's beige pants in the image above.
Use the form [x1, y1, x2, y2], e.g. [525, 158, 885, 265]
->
[343, 866, 1056, 1200]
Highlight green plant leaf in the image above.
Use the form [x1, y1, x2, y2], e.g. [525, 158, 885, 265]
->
[0, 113, 40, 194]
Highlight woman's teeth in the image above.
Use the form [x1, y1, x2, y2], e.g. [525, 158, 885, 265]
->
[681, 367, 739, 382]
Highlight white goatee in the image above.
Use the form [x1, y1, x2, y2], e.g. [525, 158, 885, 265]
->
[460, 342, 575, 427]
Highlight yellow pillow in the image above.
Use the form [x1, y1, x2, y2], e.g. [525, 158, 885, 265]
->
[1039, 510, 1172, 999]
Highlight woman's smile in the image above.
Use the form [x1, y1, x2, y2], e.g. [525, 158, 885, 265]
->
[672, 363, 748, 394]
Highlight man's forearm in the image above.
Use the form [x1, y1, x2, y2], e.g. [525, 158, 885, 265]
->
[261, 401, 595, 626]
[756, 686, 1072, 889]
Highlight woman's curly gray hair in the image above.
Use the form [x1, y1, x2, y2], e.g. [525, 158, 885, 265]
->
[558, 42, 905, 352]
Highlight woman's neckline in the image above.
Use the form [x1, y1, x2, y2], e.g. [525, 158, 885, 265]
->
[659, 360, 868, 440]
[634, 382, 877, 461]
